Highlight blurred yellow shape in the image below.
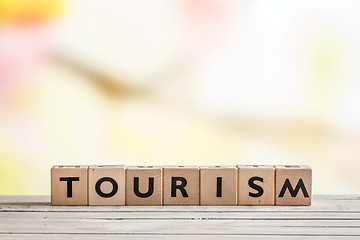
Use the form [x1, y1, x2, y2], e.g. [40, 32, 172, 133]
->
[0, 0, 63, 24]
[0, 135, 30, 194]
[304, 31, 344, 121]
[309, 38, 340, 84]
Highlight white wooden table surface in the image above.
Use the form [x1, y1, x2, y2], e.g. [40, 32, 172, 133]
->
[0, 195, 359, 239]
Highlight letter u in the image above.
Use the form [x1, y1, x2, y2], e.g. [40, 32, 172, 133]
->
[133, 177, 154, 198]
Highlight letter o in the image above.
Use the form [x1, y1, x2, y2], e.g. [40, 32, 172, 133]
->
[95, 177, 118, 198]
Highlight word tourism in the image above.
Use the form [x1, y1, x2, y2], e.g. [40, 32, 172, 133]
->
[51, 165, 312, 206]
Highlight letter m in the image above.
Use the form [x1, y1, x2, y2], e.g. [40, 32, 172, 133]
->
[278, 179, 309, 198]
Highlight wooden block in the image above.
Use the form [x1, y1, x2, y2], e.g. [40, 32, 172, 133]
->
[126, 166, 162, 205]
[275, 165, 312, 206]
[237, 165, 275, 205]
[88, 165, 125, 206]
[163, 166, 199, 205]
[200, 166, 237, 205]
[51, 165, 88, 206]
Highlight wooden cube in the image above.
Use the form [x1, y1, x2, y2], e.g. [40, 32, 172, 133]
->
[163, 166, 199, 205]
[126, 166, 162, 205]
[237, 165, 275, 205]
[275, 165, 312, 206]
[200, 166, 237, 205]
[88, 165, 125, 206]
[51, 165, 88, 206]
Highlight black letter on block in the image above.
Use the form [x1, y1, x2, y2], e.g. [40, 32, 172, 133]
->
[216, 177, 222, 197]
[171, 177, 189, 197]
[248, 176, 264, 197]
[134, 177, 154, 198]
[95, 177, 118, 198]
[278, 179, 309, 198]
[60, 177, 79, 198]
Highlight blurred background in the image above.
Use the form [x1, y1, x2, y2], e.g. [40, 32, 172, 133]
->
[0, 0, 360, 195]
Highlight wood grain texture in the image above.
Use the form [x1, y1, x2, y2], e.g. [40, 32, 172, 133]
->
[163, 166, 199, 205]
[0, 195, 359, 239]
[126, 166, 162, 206]
[200, 166, 237, 205]
[275, 165, 312, 206]
[2, 235, 360, 240]
[238, 165, 275, 205]
[88, 165, 125, 206]
[51, 166, 88, 206]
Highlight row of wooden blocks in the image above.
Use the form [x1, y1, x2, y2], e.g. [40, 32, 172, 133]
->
[51, 165, 312, 206]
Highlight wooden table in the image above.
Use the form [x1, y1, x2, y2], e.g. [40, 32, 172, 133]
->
[0, 195, 359, 239]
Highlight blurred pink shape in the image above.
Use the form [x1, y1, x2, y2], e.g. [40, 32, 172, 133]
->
[181, 0, 235, 56]
[0, 23, 51, 103]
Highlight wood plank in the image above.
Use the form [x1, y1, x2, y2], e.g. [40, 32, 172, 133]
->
[0, 220, 360, 236]
[1, 234, 360, 240]
[1, 214, 360, 227]
[1, 211, 360, 220]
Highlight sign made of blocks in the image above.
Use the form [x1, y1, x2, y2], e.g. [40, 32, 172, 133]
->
[200, 166, 237, 205]
[238, 165, 275, 205]
[126, 166, 162, 205]
[51, 165, 88, 206]
[51, 165, 312, 206]
[275, 165, 312, 206]
[163, 166, 199, 205]
[88, 165, 125, 206]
